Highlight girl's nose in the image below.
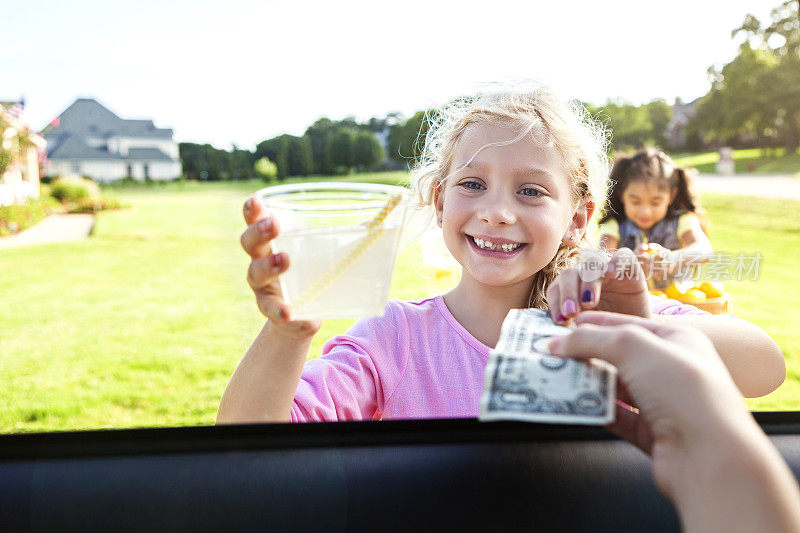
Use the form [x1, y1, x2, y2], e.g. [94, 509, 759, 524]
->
[478, 195, 516, 225]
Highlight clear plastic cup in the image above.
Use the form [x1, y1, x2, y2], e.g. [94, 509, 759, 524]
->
[257, 182, 411, 320]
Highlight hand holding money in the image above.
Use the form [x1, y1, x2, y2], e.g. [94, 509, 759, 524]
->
[480, 308, 617, 425]
[546, 311, 800, 533]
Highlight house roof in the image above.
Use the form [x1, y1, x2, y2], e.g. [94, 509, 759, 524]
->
[46, 133, 117, 160]
[127, 147, 173, 161]
[43, 98, 173, 139]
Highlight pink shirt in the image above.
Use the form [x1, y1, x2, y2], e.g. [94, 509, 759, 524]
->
[289, 295, 708, 422]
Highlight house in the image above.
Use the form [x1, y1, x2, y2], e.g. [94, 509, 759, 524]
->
[0, 100, 46, 206]
[665, 97, 700, 150]
[42, 98, 181, 182]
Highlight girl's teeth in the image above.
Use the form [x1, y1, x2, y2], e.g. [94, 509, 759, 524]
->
[473, 237, 521, 252]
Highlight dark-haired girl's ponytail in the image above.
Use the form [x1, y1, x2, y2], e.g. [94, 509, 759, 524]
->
[672, 167, 710, 236]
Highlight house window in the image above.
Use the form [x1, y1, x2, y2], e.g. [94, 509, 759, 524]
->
[72, 163, 80, 174]
[127, 164, 133, 177]
[143, 164, 150, 179]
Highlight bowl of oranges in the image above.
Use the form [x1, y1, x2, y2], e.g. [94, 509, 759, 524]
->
[650, 280, 732, 314]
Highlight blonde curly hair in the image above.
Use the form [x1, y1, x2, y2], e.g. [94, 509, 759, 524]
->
[408, 86, 610, 308]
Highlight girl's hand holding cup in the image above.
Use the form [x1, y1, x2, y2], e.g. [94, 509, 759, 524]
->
[547, 248, 652, 325]
[241, 195, 322, 339]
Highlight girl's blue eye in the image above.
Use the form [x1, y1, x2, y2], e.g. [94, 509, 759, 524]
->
[459, 181, 483, 190]
[520, 187, 543, 197]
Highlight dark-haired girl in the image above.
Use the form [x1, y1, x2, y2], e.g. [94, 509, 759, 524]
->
[598, 148, 713, 279]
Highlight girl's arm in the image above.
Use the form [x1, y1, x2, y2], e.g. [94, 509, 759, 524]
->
[675, 225, 713, 256]
[217, 195, 322, 424]
[653, 313, 785, 398]
[641, 214, 713, 265]
[666, 214, 714, 263]
[217, 323, 313, 424]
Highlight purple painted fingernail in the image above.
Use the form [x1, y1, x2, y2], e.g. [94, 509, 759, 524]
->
[563, 299, 577, 316]
[581, 289, 594, 304]
[257, 216, 273, 234]
[270, 253, 283, 268]
[556, 313, 567, 324]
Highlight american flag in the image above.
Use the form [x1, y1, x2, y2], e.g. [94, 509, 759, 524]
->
[6, 98, 25, 119]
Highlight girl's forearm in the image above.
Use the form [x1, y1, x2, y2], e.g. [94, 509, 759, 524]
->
[655, 315, 785, 397]
[671, 418, 800, 533]
[673, 242, 713, 256]
[216, 322, 313, 424]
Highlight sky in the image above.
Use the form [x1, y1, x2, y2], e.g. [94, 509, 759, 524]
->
[3, 0, 776, 151]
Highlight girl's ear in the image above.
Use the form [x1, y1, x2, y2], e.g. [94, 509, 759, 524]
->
[433, 181, 444, 227]
[563, 198, 594, 244]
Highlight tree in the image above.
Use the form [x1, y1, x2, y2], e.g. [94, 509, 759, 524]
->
[326, 128, 356, 172]
[644, 99, 672, 148]
[287, 136, 313, 176]
[254, 157, 278, 182]
[587, 100, 672, 152]
[179, 143, 231, 180]
[228, 145, 254, 180]
[352, 130, 383, 171]
[690, 44, 778, 148]
[690, 1, 800, 151]
[388, 111, 431, 165]
[254, 136, 290, 179]
[304, 118, 337, 174]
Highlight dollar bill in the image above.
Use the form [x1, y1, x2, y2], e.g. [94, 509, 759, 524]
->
[480, 308, 617, 425]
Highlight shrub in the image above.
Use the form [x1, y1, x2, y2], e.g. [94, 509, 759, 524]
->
[0, 197, 60, 236]
[49, 175, 100, 203]
[68, 196, 126, 214]
[254, 157, 278, 182]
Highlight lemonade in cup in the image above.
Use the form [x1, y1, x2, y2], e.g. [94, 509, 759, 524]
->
[257, 182, 411, 320]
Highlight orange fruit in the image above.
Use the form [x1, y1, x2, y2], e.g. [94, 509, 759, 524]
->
[665, 282, 687, 300]
[684, 288, 707, 301]
[698, 281, 724, 299]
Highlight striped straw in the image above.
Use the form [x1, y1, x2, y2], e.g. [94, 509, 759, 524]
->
[288, 193, 404, 313]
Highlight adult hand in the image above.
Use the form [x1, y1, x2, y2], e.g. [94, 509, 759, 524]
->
[240, 195, 321, 339]
[548, 311, 749, 500]
[549, 311, 800, 532]
[547, 248, 651, 325]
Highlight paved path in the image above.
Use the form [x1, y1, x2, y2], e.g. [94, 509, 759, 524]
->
[0, 214, 95, 250]
[695, 173, 800, 200]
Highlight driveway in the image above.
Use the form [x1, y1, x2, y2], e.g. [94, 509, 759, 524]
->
[695, 173, 800, 200]
[0, 213, 95, 250]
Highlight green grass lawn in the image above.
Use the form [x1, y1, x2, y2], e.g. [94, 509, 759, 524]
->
[670, 148, 800, 175]
[1, 173, 798, 433]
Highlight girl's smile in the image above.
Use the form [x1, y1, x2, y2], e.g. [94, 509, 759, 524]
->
[466, 233, 528, 257]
